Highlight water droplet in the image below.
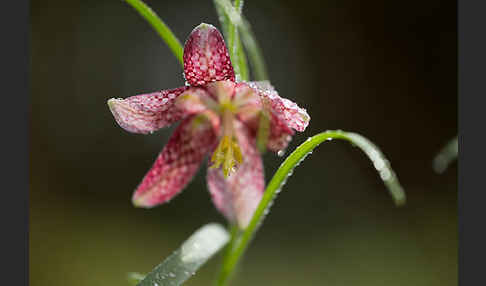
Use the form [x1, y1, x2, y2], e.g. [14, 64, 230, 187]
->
[277, 149, 286, 157]
[168, 272, 176, 278]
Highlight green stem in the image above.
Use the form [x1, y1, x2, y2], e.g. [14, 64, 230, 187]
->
[214, 0, 249, 81]
[216, 130, 406, 285]
[237, 18, 268, 80]
[214, 0, 268, 80]
[232, 0, 249, 81]
[227, 1, 239, 77]
[124, 0, 184, 66]
[235, 35, 249, 81]
[215, 225, 240, 286]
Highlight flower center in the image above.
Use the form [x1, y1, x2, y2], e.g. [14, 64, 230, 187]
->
[210, 101, 242, 178]
[178, 80, 258, 177]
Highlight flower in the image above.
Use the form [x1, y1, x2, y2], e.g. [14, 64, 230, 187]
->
[107, 23, 310, 228]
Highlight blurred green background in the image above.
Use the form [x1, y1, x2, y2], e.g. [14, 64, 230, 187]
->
[30, 0, 457, 285]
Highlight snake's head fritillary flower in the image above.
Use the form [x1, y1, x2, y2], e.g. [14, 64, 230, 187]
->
[107, 23, 310, 228]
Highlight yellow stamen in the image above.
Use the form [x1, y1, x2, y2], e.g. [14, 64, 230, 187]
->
[210, 135, 242, 177]
[207, 82, 246, 177]
[233, 140, 243, 164]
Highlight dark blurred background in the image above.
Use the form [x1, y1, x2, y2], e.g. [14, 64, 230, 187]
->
[30, 0, 457, 285]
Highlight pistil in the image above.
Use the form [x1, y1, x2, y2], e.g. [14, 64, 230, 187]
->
[210, 105, 242, 177]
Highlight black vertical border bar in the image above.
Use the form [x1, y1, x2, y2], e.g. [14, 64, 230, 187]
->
[0, 0, 29, 284]
[459, 0, 486, 285]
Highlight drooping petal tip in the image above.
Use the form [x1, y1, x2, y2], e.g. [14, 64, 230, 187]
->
[183, 23, 235, 86]
[248, 81, 311, 132]
[108, 97, 137, 132]
[131, 194, 152, 208]
[107, 87, 188, 134]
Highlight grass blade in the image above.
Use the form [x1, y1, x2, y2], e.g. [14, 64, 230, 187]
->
[433, 136, 458, 173]
[214, 0, 268, 80]
[237, 17, 268, 81]
[232, 0, 249, 81]
[217, 130, 406, 285]
[213, 0, 249, 81]
[125, 0, 184, 66]
[234, 35, 249, 81]
[137, 223, 229, 286]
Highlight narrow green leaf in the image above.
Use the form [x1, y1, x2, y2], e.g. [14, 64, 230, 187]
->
[237, 17, 268, 80]
[214, 2, 230, 38]
[214, 0, 268, 80]
[227, 12, 240, 78]
[217, 130, 406, 285]
[433, 135, 458, 174]
[124, 0, 184, 66]
[218, 225, 241, 275]
[213, 0, 249, 81]
[235, 35, 249, 81]
[232, 0, 249, 81]
[137, 223, 229, 286]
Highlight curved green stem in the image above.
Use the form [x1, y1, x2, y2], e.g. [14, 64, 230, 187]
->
[125, 0, 184, 66]
[215, 225, 241, 286]
[216, 130, 406, 285]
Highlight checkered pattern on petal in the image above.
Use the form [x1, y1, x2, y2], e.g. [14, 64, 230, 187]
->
[236, 81, 310, 152]
[183, 23, 235, 86]
[248, 81, 310, 132]
[108, 87, 189, 134]
[132, 116, 218, 207]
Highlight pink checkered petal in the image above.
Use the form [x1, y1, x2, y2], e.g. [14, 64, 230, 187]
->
[266, 113, 295, 151]
[233, 82, 261, 106]
[183, 23, 235, 86]
[132, 116, 218, 207]
[207, 122, 265, 228]
[108, 87, 188, 134]
[248, 81, 310, 132]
